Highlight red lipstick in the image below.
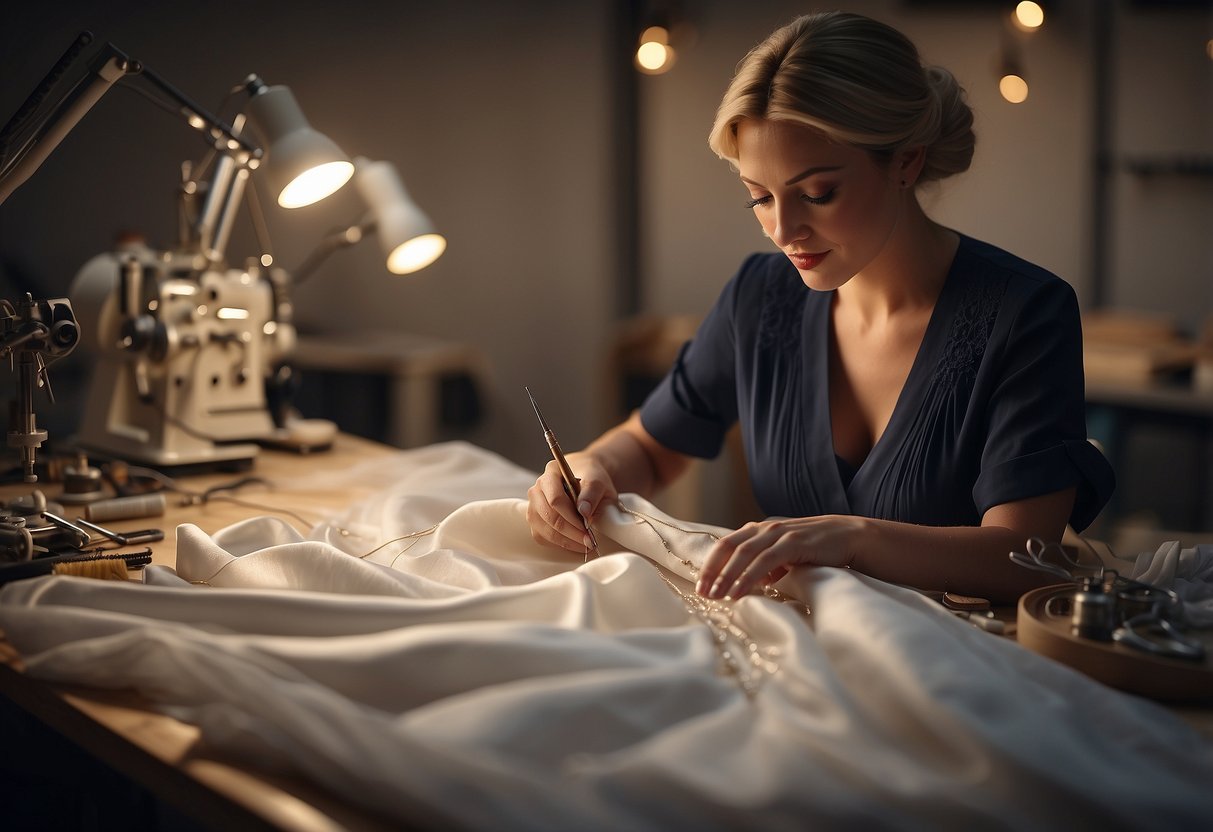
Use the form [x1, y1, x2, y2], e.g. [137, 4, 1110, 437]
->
[787, 250, 829, 270]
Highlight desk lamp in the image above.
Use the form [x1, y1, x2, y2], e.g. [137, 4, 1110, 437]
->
[262, 157, 447, 435]
[245, 79, 353, 209]
[0, 32, 355, 468]
[292, 157, 447, 284]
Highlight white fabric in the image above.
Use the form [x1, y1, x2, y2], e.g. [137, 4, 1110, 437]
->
[1, 441, 1211, 830]
[1126, 541, 1213, 628]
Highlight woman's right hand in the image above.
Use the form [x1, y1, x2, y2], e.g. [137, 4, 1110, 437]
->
[526, 452, 618, 554]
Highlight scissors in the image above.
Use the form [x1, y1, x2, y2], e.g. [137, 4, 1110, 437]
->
[525, 387, 598, 558]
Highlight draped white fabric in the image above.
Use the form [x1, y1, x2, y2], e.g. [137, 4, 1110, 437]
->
[1, 442, 1210, 830]
[1127, 540, 1213, 628]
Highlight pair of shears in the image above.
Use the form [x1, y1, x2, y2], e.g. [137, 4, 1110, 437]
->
[525, 387, 598, 558]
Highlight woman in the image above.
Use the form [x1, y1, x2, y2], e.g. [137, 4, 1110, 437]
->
[527, 11, 1114, 605]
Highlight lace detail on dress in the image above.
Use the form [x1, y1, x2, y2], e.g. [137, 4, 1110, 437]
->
[757, 270, 809, 352]
[934, 276, 1005, 387]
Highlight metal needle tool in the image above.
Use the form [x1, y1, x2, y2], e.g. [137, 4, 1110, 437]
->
[526, 386, 598, 559]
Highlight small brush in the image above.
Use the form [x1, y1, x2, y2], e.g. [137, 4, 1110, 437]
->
[0, 548, 153, 585]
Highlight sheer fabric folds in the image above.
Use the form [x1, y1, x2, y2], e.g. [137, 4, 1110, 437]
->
[0, 443, 1206, 831]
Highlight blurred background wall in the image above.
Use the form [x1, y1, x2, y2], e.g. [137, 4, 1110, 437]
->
[1, 0, 1209, 540]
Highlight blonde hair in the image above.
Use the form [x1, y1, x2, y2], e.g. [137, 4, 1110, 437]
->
[708, 11, 975, 183]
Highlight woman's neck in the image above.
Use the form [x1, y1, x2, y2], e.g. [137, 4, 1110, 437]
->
[837, 202, 958, 325]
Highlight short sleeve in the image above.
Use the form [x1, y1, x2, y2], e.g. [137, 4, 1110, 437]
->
[639, 259, 756, 458]
[972, 279, 1115, 531]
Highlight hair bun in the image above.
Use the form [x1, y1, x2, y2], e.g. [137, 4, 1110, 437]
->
[921, 66, 975, 182]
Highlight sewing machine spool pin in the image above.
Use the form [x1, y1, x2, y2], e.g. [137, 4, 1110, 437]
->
[2, 295, 80, 482]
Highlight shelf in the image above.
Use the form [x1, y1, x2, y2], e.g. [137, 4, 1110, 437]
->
[1121, 155, 1213, 178]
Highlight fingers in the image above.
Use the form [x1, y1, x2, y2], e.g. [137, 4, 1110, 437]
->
[696, 522, 792, 600]
[572, 475, 611, 527]
[527, 488, 587, 555]
[527, 461, 609, 554]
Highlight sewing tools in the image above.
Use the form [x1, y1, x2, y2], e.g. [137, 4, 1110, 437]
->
[0, 548, 152, 584]
[525, 387, 598, 558]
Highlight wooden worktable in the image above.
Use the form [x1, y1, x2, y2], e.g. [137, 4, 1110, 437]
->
[0, 433, 420, 831]
[2, 432, 1210, 827]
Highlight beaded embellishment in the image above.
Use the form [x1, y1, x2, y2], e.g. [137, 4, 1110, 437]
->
[614, 501, 810, 699]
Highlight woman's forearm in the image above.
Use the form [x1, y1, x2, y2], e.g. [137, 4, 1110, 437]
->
[580, 413, 690, 499]
[852, 519, 1058, 604]
[845, 488, 1076, 603]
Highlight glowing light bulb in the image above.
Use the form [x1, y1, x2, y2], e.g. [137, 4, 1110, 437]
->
[636, 25, 674, 74]
[1014, 2, 1045, 31]
[999, 74, 1029, 104]
[637, 42, 670, 71]
[277, 160, 355, 208]
[387, 234, 447, 274]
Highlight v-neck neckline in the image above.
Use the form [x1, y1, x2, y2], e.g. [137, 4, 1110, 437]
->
[804, 237, 968, 511]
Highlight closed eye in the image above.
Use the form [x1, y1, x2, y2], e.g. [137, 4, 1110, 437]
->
[744, 189, 836, 209]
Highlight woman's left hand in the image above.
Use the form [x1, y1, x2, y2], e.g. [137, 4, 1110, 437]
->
[696, 515, 867, 600]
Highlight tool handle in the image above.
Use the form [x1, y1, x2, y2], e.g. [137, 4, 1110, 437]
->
[545, 432, 580, 498]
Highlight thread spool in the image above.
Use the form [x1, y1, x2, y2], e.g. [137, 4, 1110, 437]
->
[1071, 576, 1116, 641]
[59, 455, 106, 505]
[84, 493, 167, 523]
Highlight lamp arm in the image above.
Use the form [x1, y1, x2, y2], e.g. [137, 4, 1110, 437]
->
[290, 217, 377, 286]
[243, 175, 276, 264]
[0, 45, 133, 206]
[134, 63, 260, 162]
[0, 36, 262, 209]
[0, 31, 95, 169]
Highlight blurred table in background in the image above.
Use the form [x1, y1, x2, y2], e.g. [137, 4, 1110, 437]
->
[1086, 378, 1213, 539]
[291, 331, 486, 449]
[1081, 311, 1213, 540]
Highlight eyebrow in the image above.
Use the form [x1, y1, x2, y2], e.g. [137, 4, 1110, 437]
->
[740, 165, 843, 188]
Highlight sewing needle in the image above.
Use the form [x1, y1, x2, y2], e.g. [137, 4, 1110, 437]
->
[525, 386, 598, 559]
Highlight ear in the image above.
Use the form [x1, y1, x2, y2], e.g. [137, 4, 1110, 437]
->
[894, 145, 927, 188]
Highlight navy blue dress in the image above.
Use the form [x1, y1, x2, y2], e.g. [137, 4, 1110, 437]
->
[639, 234, 1114, 532]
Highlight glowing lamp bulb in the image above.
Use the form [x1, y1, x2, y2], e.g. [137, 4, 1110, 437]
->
[1014, 2, 1045, 31]
[636, 25, 674, 74]
[999, 74, 1029, 104]
[637, 42, 670, 71]
[278, 160, 355, 208]
[387, 233, 447, 274]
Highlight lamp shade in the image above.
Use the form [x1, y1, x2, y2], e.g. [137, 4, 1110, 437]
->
[246, 85, 354, 208]
[354, 157, 446, 274]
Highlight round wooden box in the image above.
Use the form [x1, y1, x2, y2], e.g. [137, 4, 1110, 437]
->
[1017, 584, 1213, 702]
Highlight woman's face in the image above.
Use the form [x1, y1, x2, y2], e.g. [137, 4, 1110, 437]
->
[734, 118, 904, 291]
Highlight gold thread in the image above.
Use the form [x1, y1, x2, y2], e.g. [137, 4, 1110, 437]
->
[652, 565, 777, 699]
[189, 524, 440, 585]
[614, 501, 808, 608]
[185, 502, 803, 700]
[614, 500, 813, 698]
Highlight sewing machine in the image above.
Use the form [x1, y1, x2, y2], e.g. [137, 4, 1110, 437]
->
[68, 239, 324, 468]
